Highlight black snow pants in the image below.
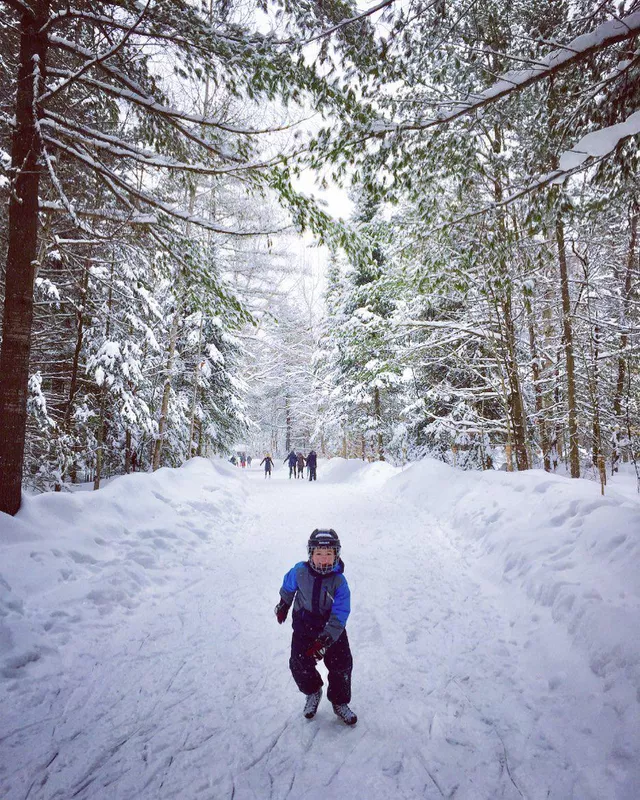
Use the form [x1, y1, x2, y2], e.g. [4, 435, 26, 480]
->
[289, 628, 352, 704]
[308, 466, 317, 481]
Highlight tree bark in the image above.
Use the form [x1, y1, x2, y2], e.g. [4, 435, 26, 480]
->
[94, 258, 115, 490]
[489, 124, 528, 471]
[0, 1, 50, 515]
[556, 216, 580, 478]
[502, 296, 529, 470]
[93, 389, 106, 490]
[373, 386, 384, 460]
[188, 315, 203, 458]
[285, 395, 291, 453]
[64, 263, 89, 483]
[152, 301, 180, 470]
[612, 202, 638, 472]
[527, 304, 550, 471]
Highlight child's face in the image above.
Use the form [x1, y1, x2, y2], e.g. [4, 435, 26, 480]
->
[311, 547, 336, 570]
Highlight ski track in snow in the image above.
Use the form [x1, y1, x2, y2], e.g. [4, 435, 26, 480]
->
[0, 466, 636, 799]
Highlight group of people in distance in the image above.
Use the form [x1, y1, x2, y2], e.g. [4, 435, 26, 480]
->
[284, 450, 317, 481]
[259, 449, 318, 480]
[228, 452, 252, 468]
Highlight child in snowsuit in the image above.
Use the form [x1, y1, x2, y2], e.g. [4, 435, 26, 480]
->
[296, 452, 306, 478]
[275, 529, 357, 725]
[260, 454, 274, 477]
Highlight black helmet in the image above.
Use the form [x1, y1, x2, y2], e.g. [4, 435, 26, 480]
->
[307, 529, 341, 574]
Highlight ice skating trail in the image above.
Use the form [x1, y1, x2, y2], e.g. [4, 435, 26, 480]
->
[1, 466, 632, 800]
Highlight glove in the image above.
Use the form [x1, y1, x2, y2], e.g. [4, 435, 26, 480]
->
[306, 633, 332, 662]
[275, 599, 290, 624]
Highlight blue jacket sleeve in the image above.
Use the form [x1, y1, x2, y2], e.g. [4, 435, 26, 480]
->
[279, 563, 301, 605]
[323, 576, 350, 642]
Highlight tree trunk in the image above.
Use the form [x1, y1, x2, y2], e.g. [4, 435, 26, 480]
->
[489, 125, 528, 471]
[64, 263, 89, 483]
[527, 308, 551, 471]
[188, 315, 203, 458]
[556, 216, 580, 478]
[591, 320, 602, 467]
[502, 296, 529, 470]
[152, 306, 180, 470]
[93, 390, 106, 490]
[285, 396, 291, 453]
[125, 428, 132, 473]
[0, 1, 50, 515]
[93, 259, 115, 490]
[612, 202, 637, 472]
[373, 387, 384, 460]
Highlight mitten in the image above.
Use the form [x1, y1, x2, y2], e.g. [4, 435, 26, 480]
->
[275, 599, 290, 624]
[305, 633, 332, 661]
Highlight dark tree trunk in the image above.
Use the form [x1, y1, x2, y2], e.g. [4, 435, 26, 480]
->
[612, 203, 637, 472]
[125, 428, 132, 473]
[285, 396, 291, 453]
[374, 387, 384, 461]
[93, 390, 106, 490]
[556, 216, 580, 478]
[0, 1, 50, 515]
[527, 307, 551, 472]
[64, 263, 88, 483]
[153, 306, 179, 470]
[502, 296, 529, 471]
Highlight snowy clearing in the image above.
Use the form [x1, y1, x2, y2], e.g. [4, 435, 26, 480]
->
[1, 458, 639, 799]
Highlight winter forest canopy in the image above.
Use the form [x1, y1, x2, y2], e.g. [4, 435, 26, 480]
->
[0, 0, 639, 514]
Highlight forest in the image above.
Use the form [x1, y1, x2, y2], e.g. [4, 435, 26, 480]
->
[1, 0, 639, 514]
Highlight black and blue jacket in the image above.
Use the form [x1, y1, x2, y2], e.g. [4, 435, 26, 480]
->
[279, 560, 350, 643]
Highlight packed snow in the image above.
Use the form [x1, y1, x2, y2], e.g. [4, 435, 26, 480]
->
[1, 457, 639, 799]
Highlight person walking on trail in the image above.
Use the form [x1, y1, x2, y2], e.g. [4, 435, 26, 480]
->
[274, 529, 357, 725]
[284, 450, 297, 479]
[247, 455, 252, 468]
[296, 451, 306, 479]
[260, 453, 274, 478]
[306, 450, 317, 481]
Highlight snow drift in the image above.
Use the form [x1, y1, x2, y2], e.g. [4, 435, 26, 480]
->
[383, 459, 640, 693]
[0, 458, 245, 679]
[319, 456, 400, 486]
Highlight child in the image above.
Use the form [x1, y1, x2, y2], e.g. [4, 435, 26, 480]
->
[275, 529, 357, 725]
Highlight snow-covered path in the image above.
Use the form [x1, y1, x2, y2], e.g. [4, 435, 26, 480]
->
[1, 463, 636, 799]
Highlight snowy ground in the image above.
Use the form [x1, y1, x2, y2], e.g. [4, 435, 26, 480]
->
[1, 458, 639, 799]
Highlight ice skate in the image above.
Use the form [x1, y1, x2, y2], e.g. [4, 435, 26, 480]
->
[303, 688, 322, 719]
[332, 703, 357, 725]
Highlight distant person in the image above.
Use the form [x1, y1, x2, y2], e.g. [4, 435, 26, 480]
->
[306, 450, 317, 481]
[241, 453, 246, 468]
[229, 455, 237, 466]
[260, 453, 274, 478]
[284, 450, 297, 479]
[296, 451, 306, 479]
[247, 455, 252, 468]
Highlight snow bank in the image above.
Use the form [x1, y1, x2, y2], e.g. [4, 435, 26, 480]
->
[383, 458, 640, 690]
[0, 458, 245, 680]
[320, 456, 401, 486]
